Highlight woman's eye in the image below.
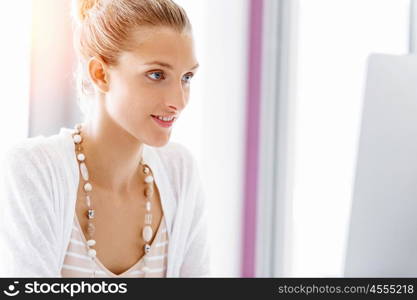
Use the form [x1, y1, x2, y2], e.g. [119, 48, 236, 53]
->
[147, 71, 165, 81]
[182, 73, 194, 84]
[147, 71, 194, 83]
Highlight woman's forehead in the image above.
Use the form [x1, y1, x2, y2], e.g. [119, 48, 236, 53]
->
[119, 27, 197, 70]
[129, 26, 193, 51]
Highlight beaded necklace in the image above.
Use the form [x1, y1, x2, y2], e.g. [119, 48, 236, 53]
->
[72, 123, 155, 277]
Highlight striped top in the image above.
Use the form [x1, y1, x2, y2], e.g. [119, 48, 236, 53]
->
[61, 214, 169, 278]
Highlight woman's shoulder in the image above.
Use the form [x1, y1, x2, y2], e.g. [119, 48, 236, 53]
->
[2, 127, 74, 168]
[151, 141, 198, 175]
[2, 136, 48, 171]
[148, 141, 202, 197]
[3, 128, 69, 161]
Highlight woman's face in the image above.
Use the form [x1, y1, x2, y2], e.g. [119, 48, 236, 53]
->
[92, 26, 199, 147]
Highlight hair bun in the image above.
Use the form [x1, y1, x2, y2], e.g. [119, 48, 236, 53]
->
[73, 0, 100, 22]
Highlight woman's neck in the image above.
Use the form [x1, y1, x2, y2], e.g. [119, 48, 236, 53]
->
[79, 118, 145, 195]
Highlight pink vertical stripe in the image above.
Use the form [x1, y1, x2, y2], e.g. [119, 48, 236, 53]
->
[241, 0, 263, 277]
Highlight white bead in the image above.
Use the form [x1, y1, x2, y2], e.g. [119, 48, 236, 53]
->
[146, 201, 151, 212]
[87, 239, 96, 246]
[144, 244, 151, 253]
[85, 195, 91, 207]
[144, 175, 154, 184]
[87, 209, 95, 219]
[75, 123, 82, 131]
[145, 213, 152, 225]
[77, 153, 85, 161]
[87, 222, 95, 236]
[145, 186, 153, 197]
[142, 225, 153, 242]
[87, 248, 96, 257]
[80, 162, 89, 181]
[84, 182, 92, 192]
[73, 134, 82, 144]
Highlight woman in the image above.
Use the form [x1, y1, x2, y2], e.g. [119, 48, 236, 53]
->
[0, 0, 211, 278]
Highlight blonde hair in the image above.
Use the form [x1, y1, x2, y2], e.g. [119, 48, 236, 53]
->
[70, 0, 192, 117]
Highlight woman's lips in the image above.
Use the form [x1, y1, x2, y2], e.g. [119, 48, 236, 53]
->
[151, 115, 175, 128]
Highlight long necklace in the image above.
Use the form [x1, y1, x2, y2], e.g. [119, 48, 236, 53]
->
[72, 123, 155, 277]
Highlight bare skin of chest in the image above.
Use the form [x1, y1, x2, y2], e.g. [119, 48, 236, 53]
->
[75, 177, 163, 275]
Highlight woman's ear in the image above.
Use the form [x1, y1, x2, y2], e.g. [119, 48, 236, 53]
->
[87, 56, 110, 94]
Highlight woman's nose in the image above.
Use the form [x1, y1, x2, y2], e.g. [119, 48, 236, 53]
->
[169, 83, 187, 110]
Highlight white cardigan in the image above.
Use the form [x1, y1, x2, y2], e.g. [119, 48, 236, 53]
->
[0, 127, 211, 277]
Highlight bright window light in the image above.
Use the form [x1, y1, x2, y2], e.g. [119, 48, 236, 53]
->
[0, 1, 32, 157]
[292, 0, 410, 277]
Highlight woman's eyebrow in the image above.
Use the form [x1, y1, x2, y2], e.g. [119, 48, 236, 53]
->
[143, 61, 199, 70]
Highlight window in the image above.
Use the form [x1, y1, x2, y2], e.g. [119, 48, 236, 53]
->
[291, 0, 410, 276]
[0, 1, 32, 158]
